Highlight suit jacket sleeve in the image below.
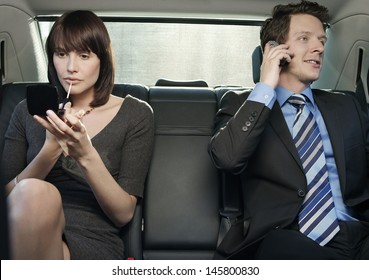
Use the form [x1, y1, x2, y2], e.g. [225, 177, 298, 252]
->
[208, 90, 272, 174]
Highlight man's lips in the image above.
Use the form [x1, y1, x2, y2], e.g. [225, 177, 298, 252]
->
[304, 59, 321, 66]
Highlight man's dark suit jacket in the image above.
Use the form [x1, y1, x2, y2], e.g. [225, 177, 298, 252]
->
[208, 88, 369, 258]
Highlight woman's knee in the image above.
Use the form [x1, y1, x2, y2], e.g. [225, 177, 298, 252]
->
[8, 178, 64, 228]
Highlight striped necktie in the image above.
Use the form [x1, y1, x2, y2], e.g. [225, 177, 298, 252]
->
[288, 94, 340, 246]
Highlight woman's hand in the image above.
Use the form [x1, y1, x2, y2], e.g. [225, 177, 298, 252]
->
[33, 111, 64, 156]
[34, 102, 94, 160]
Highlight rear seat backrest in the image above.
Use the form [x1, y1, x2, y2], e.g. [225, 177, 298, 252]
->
[143, 86, 220, 259]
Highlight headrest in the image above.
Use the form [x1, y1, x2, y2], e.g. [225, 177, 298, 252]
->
[149, 86, 216, 135]
[155, 78, 208, 87]
[112, 83, 149, 101]
[252, 45, 263, 84]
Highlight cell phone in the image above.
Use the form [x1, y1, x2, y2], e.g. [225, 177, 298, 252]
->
[26, 84, 59, 116]
[269, 40, 289, 67]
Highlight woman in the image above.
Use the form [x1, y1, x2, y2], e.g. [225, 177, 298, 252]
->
[1, 10, 154, 259]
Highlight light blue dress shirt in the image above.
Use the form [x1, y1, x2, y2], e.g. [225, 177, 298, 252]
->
[247, 82, 357, 221]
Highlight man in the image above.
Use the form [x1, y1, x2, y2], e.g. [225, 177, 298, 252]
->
[209, 0, 369, 259]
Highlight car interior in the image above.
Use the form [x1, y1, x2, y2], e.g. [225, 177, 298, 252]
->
[1, 0, 369, 260]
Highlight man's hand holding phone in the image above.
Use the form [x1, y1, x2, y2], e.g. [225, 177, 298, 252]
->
[259, 41, 292, 88]
[268, 41, 289, 67]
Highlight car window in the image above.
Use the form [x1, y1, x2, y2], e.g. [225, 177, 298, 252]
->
[38, 17, 262, 87]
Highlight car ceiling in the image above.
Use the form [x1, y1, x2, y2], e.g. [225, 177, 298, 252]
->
[3, 0, 369, 23]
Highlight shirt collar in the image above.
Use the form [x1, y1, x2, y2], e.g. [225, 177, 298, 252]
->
[276, 86, 316, 108]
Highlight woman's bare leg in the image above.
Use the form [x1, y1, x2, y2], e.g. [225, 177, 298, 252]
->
[7, 178, 69, 259]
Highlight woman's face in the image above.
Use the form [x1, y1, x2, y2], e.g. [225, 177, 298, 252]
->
[53, 49, 101, 97]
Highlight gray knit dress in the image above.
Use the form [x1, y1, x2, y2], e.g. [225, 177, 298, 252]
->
[1, 95, 154, 259]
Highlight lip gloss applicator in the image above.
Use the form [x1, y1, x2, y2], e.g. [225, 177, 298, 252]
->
[58, 83, 72, 116]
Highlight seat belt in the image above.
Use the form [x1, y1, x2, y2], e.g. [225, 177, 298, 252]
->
[217, 172, 243, 246]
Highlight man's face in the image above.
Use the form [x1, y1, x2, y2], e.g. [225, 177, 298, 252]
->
[282, 14, 327, 85]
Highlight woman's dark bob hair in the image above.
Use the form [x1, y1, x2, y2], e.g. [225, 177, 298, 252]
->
[46, 10, 114, 108]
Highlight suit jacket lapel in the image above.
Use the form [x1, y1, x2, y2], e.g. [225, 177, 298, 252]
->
[269, 102, 304, 171]
[267, 90, 347, 184]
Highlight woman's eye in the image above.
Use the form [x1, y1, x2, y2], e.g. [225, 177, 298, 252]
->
[79, 53, 90, 59]
[56, 52, 66, 57]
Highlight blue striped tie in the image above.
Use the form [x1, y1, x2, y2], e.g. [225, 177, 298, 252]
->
[289, 94, 340, 246]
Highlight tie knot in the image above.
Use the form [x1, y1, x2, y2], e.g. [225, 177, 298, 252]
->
[288, 94, 306, 108]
